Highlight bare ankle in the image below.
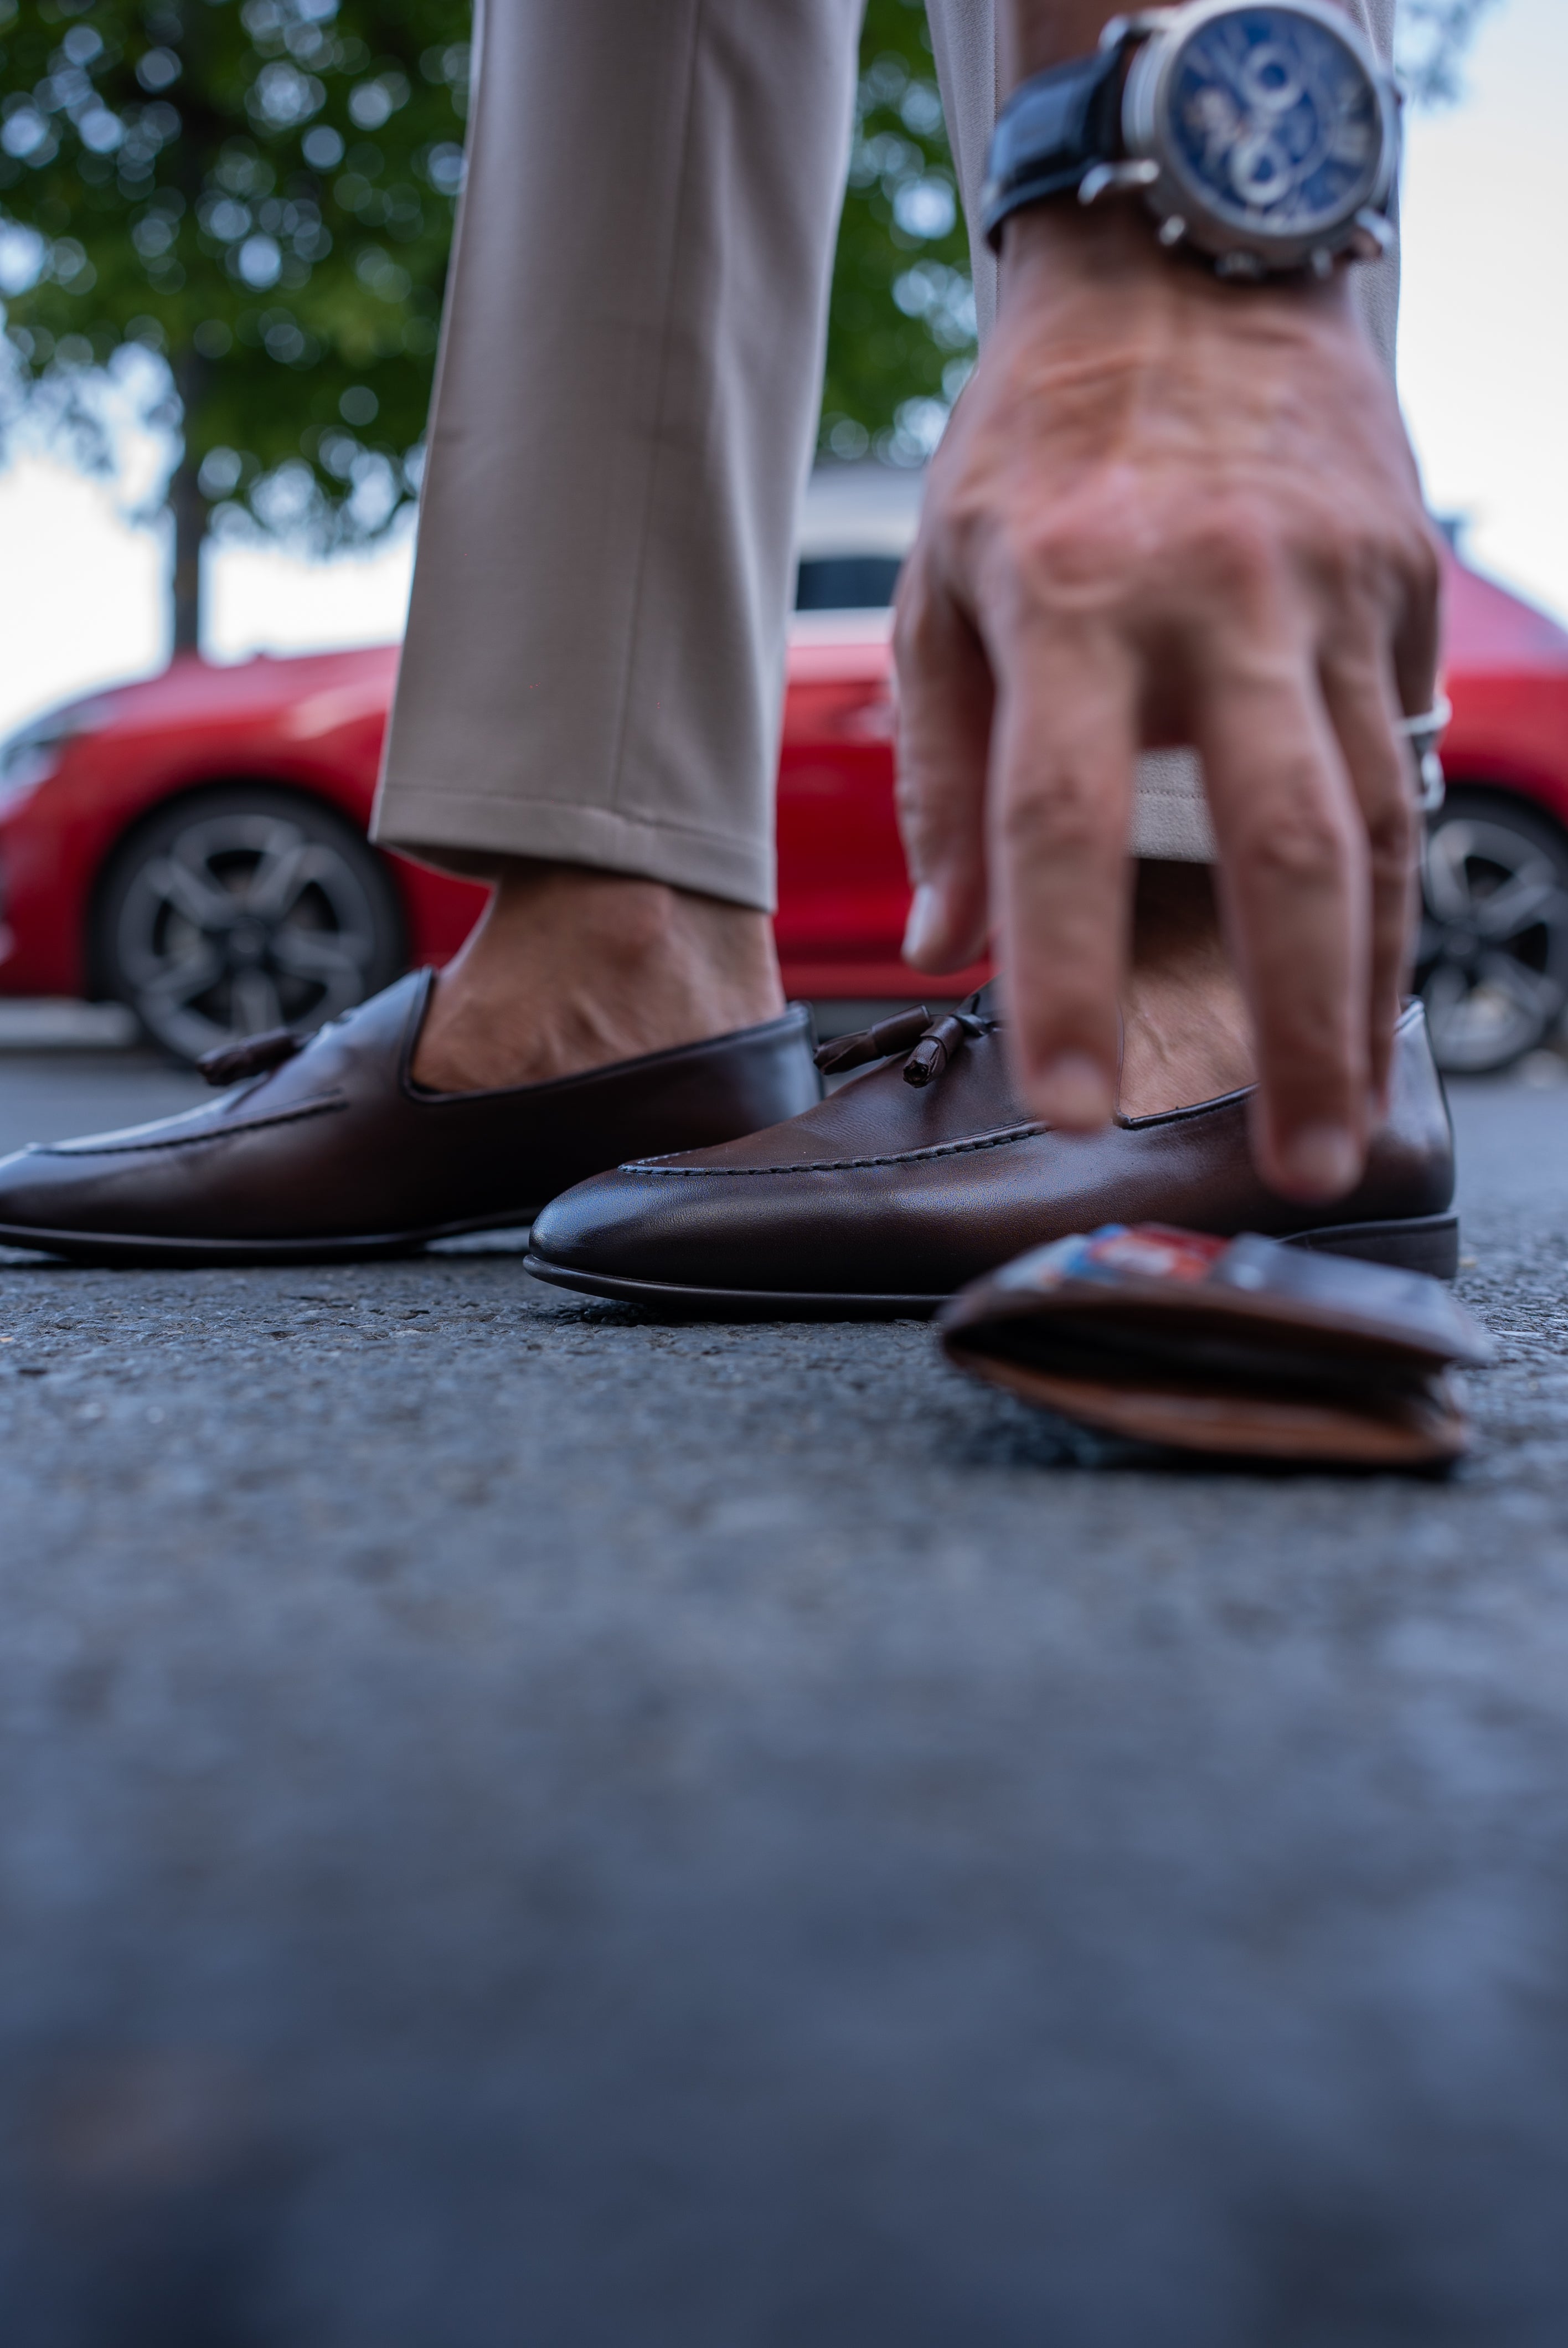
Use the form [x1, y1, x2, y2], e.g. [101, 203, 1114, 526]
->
[411, 861, 785, 1094]
[1117, 862, 1255, 1118]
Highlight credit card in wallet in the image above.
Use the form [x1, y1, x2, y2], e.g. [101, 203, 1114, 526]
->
[939, 1226, 1495, 1468]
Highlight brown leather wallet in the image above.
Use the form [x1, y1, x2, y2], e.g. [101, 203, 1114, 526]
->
[940, 1225, 1495, 1468]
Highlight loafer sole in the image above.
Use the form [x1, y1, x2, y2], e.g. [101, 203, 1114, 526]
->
[1280, 1211, 1459, 1280]
[0, 983, 824, 1271]
[523, 1212, 1460, 1317]
[0, 1208, 544, 1269]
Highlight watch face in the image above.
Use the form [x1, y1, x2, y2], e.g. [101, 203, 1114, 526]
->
[1162, 5, 1384, 239]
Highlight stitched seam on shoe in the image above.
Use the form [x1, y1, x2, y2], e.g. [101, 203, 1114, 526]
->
[39, 1095, 348, 1157]
[622, 1122, 1046, 1176]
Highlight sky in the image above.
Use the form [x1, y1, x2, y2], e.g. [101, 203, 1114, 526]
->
[1395, 0, 1567, 624]
[1, 0, 1564, 743]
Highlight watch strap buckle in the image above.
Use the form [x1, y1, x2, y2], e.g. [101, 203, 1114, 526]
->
[1077, 158, 1159, 208]
[1097, 9, 1180, 48]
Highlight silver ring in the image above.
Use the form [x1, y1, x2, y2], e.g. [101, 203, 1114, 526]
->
[1397, 695, 1452, 743]
[1399, 696, 1451, 816]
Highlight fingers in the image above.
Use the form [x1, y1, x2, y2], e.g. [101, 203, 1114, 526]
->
[1317, 650, 1418, 1107]
[989, 625, 1136, 1129]
[893, 552, 994, 972]
[894, 539, 1137, 1133]
[1198, 656, 1372, 1203]
[1389, 516, 1445, 727]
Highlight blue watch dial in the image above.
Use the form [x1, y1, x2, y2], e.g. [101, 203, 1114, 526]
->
[1163, 6, 1383, 236]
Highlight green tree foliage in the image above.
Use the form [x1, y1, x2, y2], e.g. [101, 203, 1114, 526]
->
[821, 0, 976, 467]
[2, 0, 1497, 650]
[0, 0, 467, 642]
[1, 0, 979, 646]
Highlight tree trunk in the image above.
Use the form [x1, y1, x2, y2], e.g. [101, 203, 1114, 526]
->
[170, 351, 208, 658]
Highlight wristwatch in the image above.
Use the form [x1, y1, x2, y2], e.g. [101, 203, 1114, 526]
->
[982, 0, 1400, 280]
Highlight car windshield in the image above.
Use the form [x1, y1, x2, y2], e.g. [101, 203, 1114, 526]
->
[794, 462, 922, 611]
[0, 697, 115, 800]
[795, 554, 903, 610]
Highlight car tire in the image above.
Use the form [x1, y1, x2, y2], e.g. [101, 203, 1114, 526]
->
[94, 785, 407, 1066]
[1417, 789, 1568, 1075]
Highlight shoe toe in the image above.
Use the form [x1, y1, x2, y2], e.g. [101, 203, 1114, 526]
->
[0, 1146, 82, 1236]
[529, 1151, 955, 1299]
[529, 1163, 712, 1284]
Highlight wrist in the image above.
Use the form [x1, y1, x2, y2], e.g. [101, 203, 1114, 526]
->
[988, 3, 1398, 286]
[998, 199, 1357, 321]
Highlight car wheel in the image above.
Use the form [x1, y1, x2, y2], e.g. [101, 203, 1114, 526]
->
[1416, 790, 1568, 1075]
[94, 786, 406, 1065]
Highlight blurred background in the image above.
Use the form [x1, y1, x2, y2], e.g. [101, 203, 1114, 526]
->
[2, 0, 1565, 1096]
[1, 0, 1558, 733]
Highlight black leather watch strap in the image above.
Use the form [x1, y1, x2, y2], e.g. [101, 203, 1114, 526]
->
[980, 47, 1128, 251]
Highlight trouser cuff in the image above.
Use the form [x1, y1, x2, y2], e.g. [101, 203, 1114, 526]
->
[371, 786, 777, 913]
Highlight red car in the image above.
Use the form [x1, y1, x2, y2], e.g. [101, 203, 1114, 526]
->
[2, 475, 1566, 1077]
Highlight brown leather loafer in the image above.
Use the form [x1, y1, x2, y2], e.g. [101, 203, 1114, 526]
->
[0, 971, 820, 1266]
[525, 990, 1458, 1315]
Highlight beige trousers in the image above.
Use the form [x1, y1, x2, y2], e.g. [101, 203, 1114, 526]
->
[373, 0, 1399, 904]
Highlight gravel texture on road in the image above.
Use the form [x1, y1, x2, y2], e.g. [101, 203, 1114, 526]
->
[1, 1061, 1567, 2344]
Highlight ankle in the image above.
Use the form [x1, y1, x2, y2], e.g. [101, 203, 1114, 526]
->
[1117, 862, 1255, 1118]
[411, 862, 785, 1093]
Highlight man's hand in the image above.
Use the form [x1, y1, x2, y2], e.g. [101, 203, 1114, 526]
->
[893, 202, 1442, 1203]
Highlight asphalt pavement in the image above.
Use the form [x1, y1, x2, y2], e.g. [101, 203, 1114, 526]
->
[3, 1042, 1568, 2345]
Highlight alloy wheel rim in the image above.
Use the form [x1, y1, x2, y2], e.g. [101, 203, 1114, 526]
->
[1418, 815, 1568, 1073]
[115, 811, 380, 1060]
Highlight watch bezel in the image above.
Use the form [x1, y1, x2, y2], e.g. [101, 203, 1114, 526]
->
[1120, 0, 1399, 274]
